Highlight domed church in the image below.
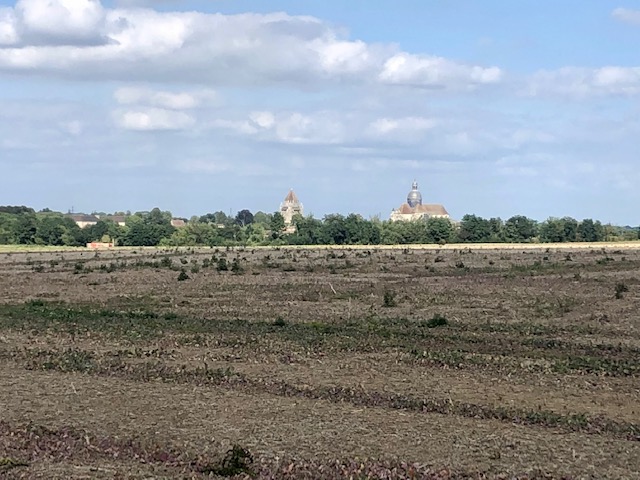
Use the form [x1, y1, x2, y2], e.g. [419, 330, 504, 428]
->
[390, 181, 450, 222]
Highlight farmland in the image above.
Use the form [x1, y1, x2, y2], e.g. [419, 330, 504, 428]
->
[0, 245, 639, 479]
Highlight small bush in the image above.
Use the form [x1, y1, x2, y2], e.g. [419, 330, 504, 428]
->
[177, 269, 190, 281]
[160, 257, 173, 268]
[200, 445, 254, 477]
[614, 282, 629, 299]
[424, 314, 448, 328]
[382, 291, 397, 308]
[217, 258, 228, 272]
[231, 258, 244, 274]
[27, 299, 46, 307]
[273, 316, 287, 327]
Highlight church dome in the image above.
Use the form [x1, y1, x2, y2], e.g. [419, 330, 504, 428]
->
[407, 181, 422, 208]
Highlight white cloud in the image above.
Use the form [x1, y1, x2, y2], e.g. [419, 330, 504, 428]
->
[369, 116, 436, 135]
[114, 86, 215, 109]
[0, 8, 18, 46]
[15, 0, 108, 46]
[379, 52, 503, 89]
[215, 110, 345, 144]
[526, 66, 640, 97]
[272, 112, 344, 145]
[114, 0, 177, 5]
[249, 111, 275, 129]
[114, 107, 195, 130]
[0, 3, 501, 91]
[312, 38, 386, 76]
[612, 7, 640, 25]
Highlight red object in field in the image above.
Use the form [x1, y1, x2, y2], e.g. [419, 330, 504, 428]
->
[86, 242, 114, 249]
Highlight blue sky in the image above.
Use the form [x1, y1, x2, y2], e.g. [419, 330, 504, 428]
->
[1, 0, 639, 224]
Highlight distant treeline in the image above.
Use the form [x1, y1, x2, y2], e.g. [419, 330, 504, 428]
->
[0, 206, 638, 247]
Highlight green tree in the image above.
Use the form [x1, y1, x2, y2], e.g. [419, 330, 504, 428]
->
[36, 215, 66, 245]
[162, 221, 221, 246]
[504, 215, 538, 242]
[321, 214, 348, 244]
[123, 208, 175, 246]
[487, 217, 505, 242]
[539, 218, 566, 243]
[253, 211, 272, 226]
[214, 211, 232, 226]
[85, 220, 110, 242]
[561, 217, 578, 242]
[15, 212, 37, 244]
[577, 219, 604, 242]
[270, 212, 286, 237]
[246, 223, 267, 245]
[425, 217, 454, 243]
[290, 215, 323, 245]
[0, 213, 18, 244]
[0, 206, 34, 215]
[235, 209, 254, 227]
[456, 214, 492, 242]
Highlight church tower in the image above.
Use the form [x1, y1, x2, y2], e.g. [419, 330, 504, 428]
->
[407, 180, 423, 208]
[280, 189, 303, 226]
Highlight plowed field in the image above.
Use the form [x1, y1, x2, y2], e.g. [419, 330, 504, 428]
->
[1, 245, 639, 479]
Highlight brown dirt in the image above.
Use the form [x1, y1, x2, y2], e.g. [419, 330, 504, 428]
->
[1, 245, 639, 478]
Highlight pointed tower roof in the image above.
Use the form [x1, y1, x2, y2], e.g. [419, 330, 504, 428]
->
[283, 189, 299, 204]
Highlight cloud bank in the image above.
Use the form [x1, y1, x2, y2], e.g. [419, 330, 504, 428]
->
[0, 0, 502, 90]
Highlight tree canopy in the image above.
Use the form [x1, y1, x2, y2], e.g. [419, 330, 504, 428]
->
[0, 205, 636, 247]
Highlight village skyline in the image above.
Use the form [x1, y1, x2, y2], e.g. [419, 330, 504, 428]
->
[1, 1, 639, 226]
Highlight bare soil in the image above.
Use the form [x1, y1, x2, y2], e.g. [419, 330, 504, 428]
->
[0, 244, 639, 479]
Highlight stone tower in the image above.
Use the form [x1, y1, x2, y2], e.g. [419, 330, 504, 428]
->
[280, 189, 303, 225]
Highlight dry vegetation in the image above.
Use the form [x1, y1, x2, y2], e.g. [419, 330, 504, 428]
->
[0, 244, 639, 479]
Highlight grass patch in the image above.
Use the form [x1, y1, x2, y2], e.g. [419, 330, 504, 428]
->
[0, 457, 29, 472]
[1, 302, 638, 377]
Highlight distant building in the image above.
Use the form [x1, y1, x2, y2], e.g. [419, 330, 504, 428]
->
[102, 215, 127, 226]
[68, 214, 99, 229]
[171, 218, 187, 228]
[390, 181, 450, 222]
[280, 189, 304, 226]
[68, 213, 128, 228]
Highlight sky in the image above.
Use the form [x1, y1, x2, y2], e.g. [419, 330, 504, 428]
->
[1, 0, 639, 224]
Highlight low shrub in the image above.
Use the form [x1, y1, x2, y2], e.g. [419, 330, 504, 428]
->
[614, 282, 629, 299]
[200, 445, 254, 477]
[424, 314, 448, 328]
[382, 291, 397, 308]
[177, 269, 190, 281]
